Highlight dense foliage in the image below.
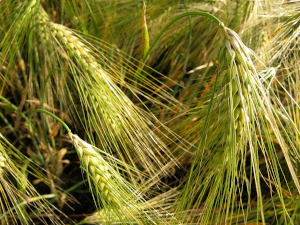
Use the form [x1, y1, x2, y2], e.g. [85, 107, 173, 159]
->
[1, 0, 300, 224]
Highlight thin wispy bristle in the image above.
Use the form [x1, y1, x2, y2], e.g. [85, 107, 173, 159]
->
[174, 23, 300, 223]
[0, 137, 63, 224]
[2, 0, 300, 224]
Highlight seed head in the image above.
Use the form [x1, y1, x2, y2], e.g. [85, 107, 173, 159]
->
[69, 132, 120, 205]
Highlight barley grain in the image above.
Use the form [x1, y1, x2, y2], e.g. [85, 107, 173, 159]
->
[34, 6, 51, 44]
[15, 0, 39, 31]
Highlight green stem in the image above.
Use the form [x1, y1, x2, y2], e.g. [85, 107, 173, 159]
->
[182, 1, 192, 72]
[143, 11, 224, 62]
[0, 96, 46, 166]
[40, 68, 71, 175]
[28, 109, 71, 133]
[83, 0, 100, 36]
[0, 194, 57, 220]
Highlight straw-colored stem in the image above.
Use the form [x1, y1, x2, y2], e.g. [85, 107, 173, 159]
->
[0, 150, 5, 175]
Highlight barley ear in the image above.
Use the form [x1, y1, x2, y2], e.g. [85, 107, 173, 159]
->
[46, 20, 178, 178]
[221, 24, 300, 218]
[68, 132, 168, 224]
[69, 133, 120, 205]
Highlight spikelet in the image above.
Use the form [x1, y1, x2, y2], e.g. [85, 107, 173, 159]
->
[32, 5, 58, 113]
[219, 25, 259, 141]
[49, 21, 122, 132]
[34, 5, 51, 44]
[18, 0, 39, 21]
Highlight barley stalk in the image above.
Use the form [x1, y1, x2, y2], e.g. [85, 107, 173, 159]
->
[49, 23, 99, 77]
[0, 138, 63, 224]
[46, 19, 175, 176]
[1, 0, 40, 80]
[223, 41, 251, 142]
[218, 25, 300, 217]
[47, 21, 130, 127]
[32, 6, 57, 115]
[28, 108, 166, 223]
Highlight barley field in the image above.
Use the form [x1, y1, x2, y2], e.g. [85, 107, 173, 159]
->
[1, 0, 300, 224]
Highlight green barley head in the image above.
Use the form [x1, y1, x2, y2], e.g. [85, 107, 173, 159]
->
[69, 132, 174, 224]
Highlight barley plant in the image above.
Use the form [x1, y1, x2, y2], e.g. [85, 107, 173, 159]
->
[1, 0, 300, 224]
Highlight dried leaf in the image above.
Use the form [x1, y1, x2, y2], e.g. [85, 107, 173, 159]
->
[49, 122, 61, 138]
[56, 148, 68, 177]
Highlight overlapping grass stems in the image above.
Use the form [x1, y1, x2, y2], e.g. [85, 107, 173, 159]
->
[0, 147, 5, 174]
[0, 138, 62, 224]
[2, 0, 300, 224]
[264, 2, 300, 65]
[43, 7, 300, 222]
[1, 1, 182, 222]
